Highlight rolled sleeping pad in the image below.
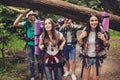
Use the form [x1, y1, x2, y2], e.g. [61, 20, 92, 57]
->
[101, 12, 110, 50]
[34, 20, 44, 55]
[102, 12, 110, 32]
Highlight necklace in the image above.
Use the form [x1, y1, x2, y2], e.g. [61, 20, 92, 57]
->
[51, 48, 54, 51]
[51, 44, 56, 51]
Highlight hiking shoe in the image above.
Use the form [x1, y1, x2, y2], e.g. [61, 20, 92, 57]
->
[30, 77, 35, 80]
[71, 74, 77, 80]
[63, 71, 70, 76]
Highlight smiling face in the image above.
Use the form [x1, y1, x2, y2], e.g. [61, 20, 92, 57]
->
[64, 18, 72, 30]
[89, 16, 98, 31]
[28, 14, 36, 23]
[44, 19, 53, 31]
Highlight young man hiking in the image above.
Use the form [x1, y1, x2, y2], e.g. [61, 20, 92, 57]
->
[13, 10, 37, 80]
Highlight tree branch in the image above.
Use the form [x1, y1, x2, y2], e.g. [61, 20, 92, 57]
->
[6, 6, 31, 14]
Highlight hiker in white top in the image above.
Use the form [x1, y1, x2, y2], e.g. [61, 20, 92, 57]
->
[79, 13, 109, 80]
[39, 18, 65, 80]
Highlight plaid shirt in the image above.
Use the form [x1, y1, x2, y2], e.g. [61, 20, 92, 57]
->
[82, 32, 110, 56]
[60, 24, 83, 46]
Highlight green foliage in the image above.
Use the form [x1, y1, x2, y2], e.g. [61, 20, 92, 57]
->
[39, 12, 62, 22]
[0, 24, 25, 56]
[0, 59, 27, 80]
[109, 29, 120, 37]
[0, 5, 25, 53]
[0, 23, 5, 28]
[110, 41, 120, 47]
[0, 5, 17, 28]
[108, 29, 120, 48]
[64, 0, 104, 11]
[7, 34, 25, 51]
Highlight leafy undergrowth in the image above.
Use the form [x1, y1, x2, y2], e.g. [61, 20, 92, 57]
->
[0, 62, 29, 80]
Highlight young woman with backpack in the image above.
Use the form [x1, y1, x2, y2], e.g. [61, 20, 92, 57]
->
[78, 13, 110, 80]
[39, 18, 65, 80]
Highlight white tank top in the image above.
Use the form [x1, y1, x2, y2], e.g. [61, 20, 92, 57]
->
[87, 31, 96, 57]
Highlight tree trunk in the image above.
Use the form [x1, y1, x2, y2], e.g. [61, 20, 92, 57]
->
[0, 0, 120, 31]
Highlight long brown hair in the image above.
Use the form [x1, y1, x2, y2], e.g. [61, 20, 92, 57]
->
[82, 13, 104, 51]
[41, 18, 59, 47]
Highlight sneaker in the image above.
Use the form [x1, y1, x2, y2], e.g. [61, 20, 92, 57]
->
[71, 74, 77, 80]
[63, 71, 70, 76]
[30, 77, 35, 80]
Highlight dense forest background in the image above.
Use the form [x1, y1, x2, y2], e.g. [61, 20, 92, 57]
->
[0, 0, 120, 80]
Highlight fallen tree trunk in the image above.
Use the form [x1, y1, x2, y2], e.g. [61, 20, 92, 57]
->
[0, 0, 120, 31]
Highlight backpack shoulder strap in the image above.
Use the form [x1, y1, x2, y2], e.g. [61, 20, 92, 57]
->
[57, 32, 62, 47]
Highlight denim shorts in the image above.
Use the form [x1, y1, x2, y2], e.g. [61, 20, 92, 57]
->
[88, 58, 96, 66]
[63, 45, 76, 60]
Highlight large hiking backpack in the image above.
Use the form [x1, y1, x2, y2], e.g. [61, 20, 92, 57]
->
[34, 20, 43, 55]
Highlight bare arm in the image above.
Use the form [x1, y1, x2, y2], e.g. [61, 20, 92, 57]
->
[78, 31, 87, 46]
[98, 32, 108, 46]
[102, 38, 108, 46]
[13, 9, 31, 27]
[78, 36, 83, 46]
[13, 13, 24, 27]
[59, 36, 66, 50]
[39, 36, 45, 50]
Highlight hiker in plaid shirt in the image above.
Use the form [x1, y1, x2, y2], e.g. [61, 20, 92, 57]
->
[60, 18, 83, 80]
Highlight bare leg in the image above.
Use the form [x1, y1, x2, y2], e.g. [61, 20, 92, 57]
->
[92, 65, 101, 80]
[66, 60, 70, 72]
[82, 66, 91, 80]
[71, 60, 76, 74]
[63, 60, 70, 76]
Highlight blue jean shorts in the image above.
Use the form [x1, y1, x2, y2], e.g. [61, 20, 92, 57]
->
[88, 58, 96, 66]
[63, 45, 76, 60]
